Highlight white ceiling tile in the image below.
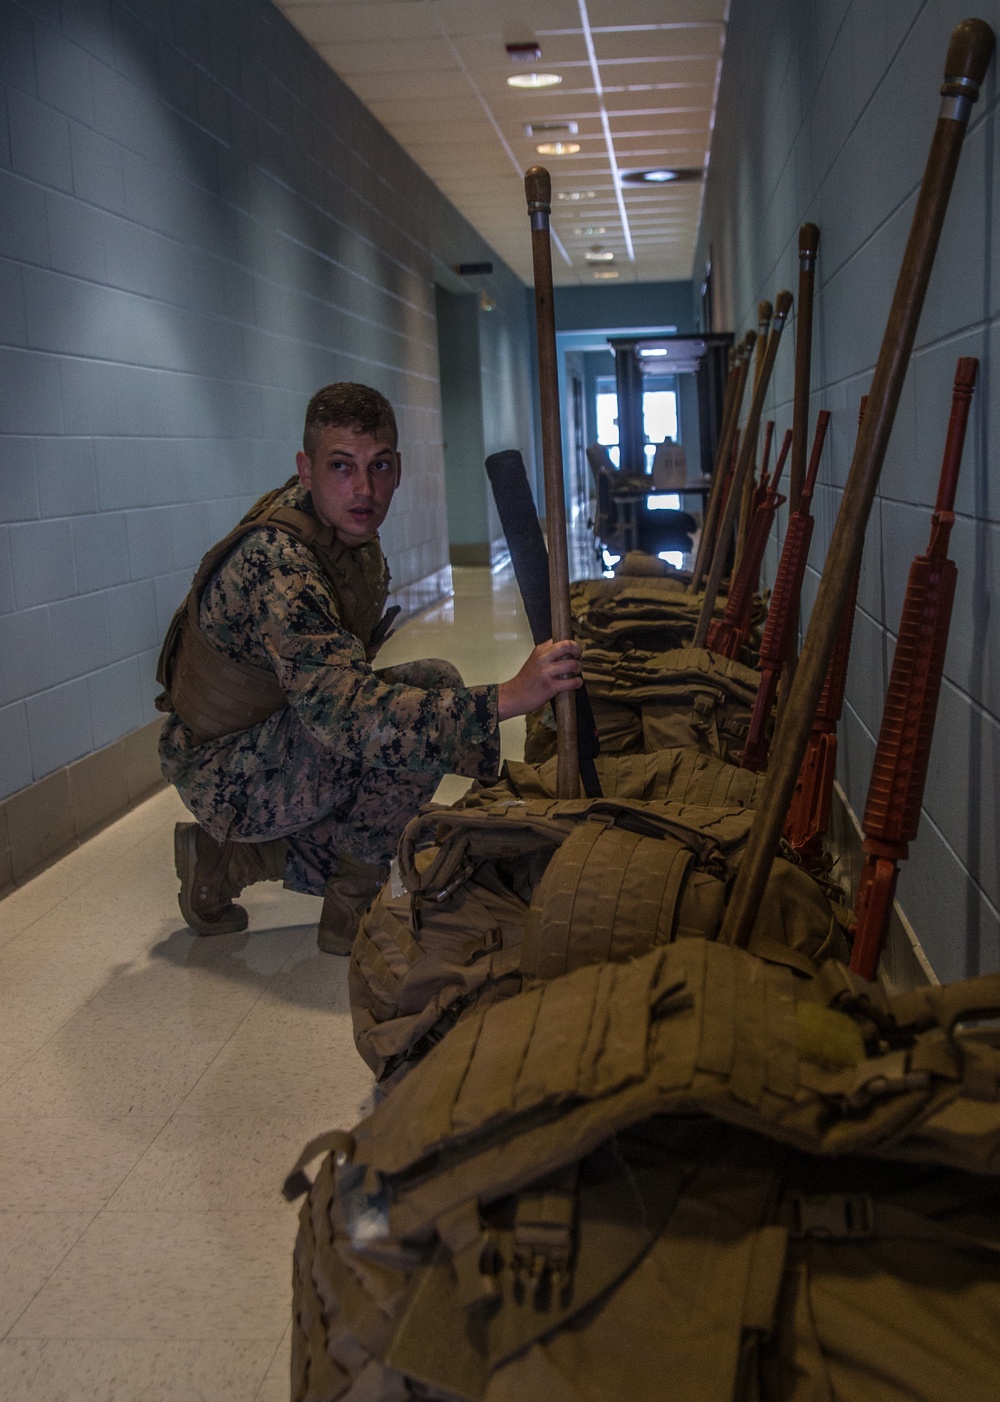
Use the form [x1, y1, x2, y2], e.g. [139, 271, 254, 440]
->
[274, 0, 727, 285]
[593, 26, 723, 63]
[326, 37, 457, 74]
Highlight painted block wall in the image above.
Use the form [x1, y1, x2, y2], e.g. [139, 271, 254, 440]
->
[0, 0, 534, 802]
[696, 0, 1000, 979]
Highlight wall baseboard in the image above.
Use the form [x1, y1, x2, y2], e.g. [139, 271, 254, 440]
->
[0, 717, 167, 898]
[388, 565, 454, 621]
[828, 781, 937, 992]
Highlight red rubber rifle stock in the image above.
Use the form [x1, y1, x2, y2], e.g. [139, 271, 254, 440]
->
[850, 356, 978, 980]
[706, 426, 790, 660]
[739, 411, 831, 770]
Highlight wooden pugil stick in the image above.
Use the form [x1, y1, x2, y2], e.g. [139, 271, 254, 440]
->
[705, 425, 790, 660]
[739, 412, 831, 771]
[789, 225, 820, 514]
[720, 19, 994, 950]
[688, 335, 755, 595]
[524, 166, 579, 799]
[850, 357, 978, 980]
[782, 224, 821, 687]
[736, 303, 774, 568]
[693, 291, 792, 647]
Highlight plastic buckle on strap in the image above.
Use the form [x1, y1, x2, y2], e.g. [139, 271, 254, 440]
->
[431, 859, 475, 903]
[786, 1192, 874, 1240]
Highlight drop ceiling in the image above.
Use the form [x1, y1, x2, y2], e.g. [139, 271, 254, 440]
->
[275, 0, 729, 286]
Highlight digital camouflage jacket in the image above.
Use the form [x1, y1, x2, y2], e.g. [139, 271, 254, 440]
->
[160, 481, 501, 813]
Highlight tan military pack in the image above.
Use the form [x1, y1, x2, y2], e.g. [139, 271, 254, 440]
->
[155, 477, 397, 743]
[350, 775, 847, 1083]
[570, 576, 767, 656]
[291, 941, 1000, 1402]
[526, 646, 764, 765]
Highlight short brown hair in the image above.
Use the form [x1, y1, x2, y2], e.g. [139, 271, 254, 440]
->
[302, 383, 398, 459]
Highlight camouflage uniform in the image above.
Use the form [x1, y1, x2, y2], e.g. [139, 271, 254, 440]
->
[159, 482, 500, 895]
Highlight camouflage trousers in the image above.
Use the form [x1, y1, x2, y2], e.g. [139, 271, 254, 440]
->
[162, 660, 500, 896]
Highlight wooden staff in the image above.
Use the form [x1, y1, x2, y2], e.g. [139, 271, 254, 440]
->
[693, 290, 792, 647]
[720, 18, 994, 950]
[705, 425, 790, 660]
[850, 358, 978, 980]
[754, 301, 772, 392]
[780, 224, 822, 691]
[789, 226, 820, 513]
[735, 302, 774, 567]
[740, 411, 831, 771]
[524, 166, 578, 799]
[688, 336, 754, 593]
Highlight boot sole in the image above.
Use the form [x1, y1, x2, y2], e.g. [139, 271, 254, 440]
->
[174, 823, 249, 936]
[316, 927, 354, 956]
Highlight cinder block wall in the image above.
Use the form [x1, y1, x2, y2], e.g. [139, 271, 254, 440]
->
[696, 0, 1000, 979]
[0, 0, 534, 882]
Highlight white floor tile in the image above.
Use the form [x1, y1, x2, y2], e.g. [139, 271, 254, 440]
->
[0, 564, 539, 1397]
[0, 1113, 164, 1213]
[106, 1112, 329, 1214]
[0, 1338, 278, 1402]
[0, 1212, 93, 1339]
[8, 1211, 295, 1340]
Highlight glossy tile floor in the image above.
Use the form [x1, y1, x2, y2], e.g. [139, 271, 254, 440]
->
[0, 564, 544, 1402]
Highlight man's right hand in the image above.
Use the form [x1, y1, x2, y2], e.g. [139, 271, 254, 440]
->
[497, 639, 583, 722]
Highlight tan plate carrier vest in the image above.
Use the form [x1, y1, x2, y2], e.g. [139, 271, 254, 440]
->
[290, 941, 1000, 1402]
[155, 478, 399, 744]
[349, 770, 848, 1085]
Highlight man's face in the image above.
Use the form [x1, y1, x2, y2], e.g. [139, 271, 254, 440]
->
[296, 425, 401, 547]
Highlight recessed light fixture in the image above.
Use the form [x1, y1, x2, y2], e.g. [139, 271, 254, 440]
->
[556, 190, 595, 201]
[593, 269, 619, 280]
[574, 226, 606, 236]
[507, 72, 562, 89]
[536, 141, 580, 156]
[622, 167, 702, 185]
[585, 248, 614, 263]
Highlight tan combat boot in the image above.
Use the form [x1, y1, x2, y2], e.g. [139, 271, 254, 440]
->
[318, 856, 388, 955]
[174, 823, 287, 935]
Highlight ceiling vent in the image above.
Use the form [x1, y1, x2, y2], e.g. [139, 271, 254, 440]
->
[456, 262, 494, 276]
[505, 42, 542, 63]
[524, 120, 579, 137]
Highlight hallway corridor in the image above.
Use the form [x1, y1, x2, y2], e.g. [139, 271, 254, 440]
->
[0, 565, 535, 1402]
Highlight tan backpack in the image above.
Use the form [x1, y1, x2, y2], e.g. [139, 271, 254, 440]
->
[569, 577, 767, 657]
[526, 646, 764, 766]
[350, 782, 848, 1084]
[290, 941, 1000, 1402]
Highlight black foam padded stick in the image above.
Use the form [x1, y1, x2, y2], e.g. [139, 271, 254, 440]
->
[485, 449, 602, 795]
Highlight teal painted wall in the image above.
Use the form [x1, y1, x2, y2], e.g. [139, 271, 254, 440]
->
[0, 0, 535, 798]
[696, 0, 1000, 978]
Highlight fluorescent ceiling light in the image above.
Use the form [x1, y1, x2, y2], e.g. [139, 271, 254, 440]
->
[574, 225, 607, 235]
[556, 190, 595, 201]
[639, 347, 668, 356]
[622, 167, 703, 184]
[585, 248, 614, 262]
[507, 72, 562, 89]
[593, 269, 619, 279]
[536, 141, 580, 155]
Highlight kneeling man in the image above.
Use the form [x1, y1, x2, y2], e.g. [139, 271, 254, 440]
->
[157, 382, 580, 952]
